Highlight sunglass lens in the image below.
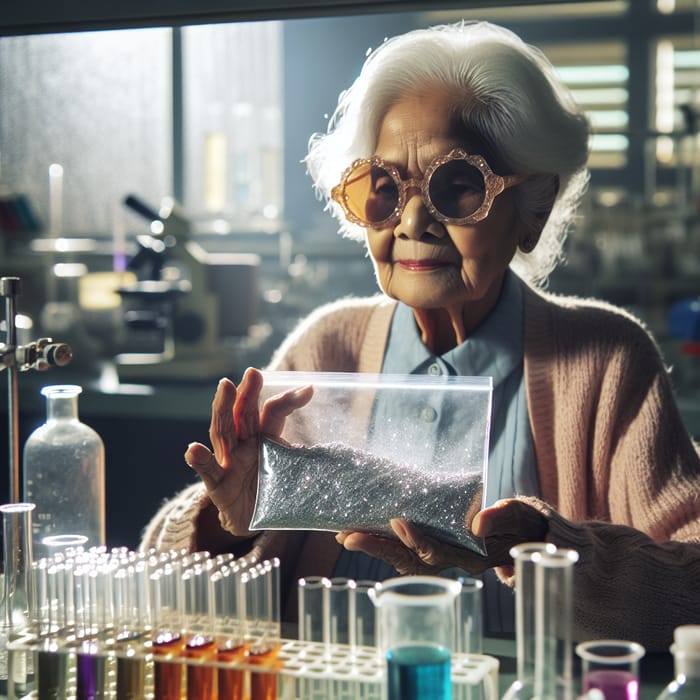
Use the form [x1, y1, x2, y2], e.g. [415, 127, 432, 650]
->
[428, 159, 486, 220]
[343, 163, 399, 225]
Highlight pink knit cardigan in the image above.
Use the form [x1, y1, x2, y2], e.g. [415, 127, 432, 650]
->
[141, 282, 700, 651]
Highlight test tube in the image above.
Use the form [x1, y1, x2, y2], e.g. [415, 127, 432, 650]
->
[508, 542, 557, 690]
[1, 503, 36, 630]
[35, 639, 68, 700]
[350, 580, 379, 651]
[297, 576, 331, 700]
[33, 559, 49, 634]
[182, 560, 218, 700]
[183, 560, 216, 633]
[114, 561, 148, 700]
[325, 578, 352, 646]
[324, 578, 355, 700]
[450, 575, 484, 700]
[298, 576, 330, 643]
[74, 564, 107, 700]
[245, 560, 282, 700]
[35, 563, 71, 700]
[534, 548, 579, 700]
[349, 579, 383, 700]
[213, 565, 246, 700]
[150, 564, 186, 700]
[2, 502, 36, 698]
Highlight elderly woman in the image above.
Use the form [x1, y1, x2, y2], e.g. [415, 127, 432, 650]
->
[142, 21, 700, 651]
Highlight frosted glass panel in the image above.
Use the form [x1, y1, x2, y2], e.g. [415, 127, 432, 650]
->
[0, 28, 171, 236]
[182, 21, 283, 230]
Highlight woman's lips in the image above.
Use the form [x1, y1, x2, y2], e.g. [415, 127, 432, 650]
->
[397, 259, 451, 271]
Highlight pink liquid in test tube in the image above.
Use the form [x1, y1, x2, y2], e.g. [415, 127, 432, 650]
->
[584, 668, 639, 700]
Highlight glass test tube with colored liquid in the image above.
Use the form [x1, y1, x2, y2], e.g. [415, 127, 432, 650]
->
[213, 561, 249, 700]
[114, 559, 150, 700]
[150, 563, 186, 700]
[182, 559, 218, 700]
[73, 565, 107, 700]
[576, 640, 645, 700]
[35, 562, 72, 700]
[245, 559, 282, 700]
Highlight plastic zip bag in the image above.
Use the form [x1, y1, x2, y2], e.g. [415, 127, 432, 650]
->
[249, 371, 493, 556]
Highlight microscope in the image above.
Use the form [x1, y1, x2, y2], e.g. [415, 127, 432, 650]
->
[116, 195, 260, 381]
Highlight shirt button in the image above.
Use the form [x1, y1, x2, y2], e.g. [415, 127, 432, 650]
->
[428, 363, 442, 376]
[421, 406, 438, 423]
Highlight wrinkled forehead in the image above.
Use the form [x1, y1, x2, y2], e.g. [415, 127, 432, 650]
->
[373, 86, 506, 171]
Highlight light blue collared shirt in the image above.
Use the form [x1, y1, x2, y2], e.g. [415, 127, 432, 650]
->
[333, 270, 539, 634]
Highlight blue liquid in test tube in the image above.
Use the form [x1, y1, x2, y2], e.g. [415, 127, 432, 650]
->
[386, 644, 451, 700]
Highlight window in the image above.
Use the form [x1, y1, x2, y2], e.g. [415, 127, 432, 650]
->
[182, 22, 283, 232]
[0, 29, 171, 237]
[652, 35, 700, 206]
[0, 23, 283, 239]
[546, 42, 629, 169]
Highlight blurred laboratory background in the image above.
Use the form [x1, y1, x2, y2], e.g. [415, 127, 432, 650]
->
[1, 0, 699, 549]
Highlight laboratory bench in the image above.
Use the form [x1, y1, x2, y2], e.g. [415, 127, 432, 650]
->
[0, 369, 687, 700]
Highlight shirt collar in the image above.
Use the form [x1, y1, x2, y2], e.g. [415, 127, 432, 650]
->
[382, 269, 524, 385]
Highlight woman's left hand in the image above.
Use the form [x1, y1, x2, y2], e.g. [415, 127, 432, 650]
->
[335, 498, 549, 575]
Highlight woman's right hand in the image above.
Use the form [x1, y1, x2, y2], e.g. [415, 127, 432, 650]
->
[184, 367, 313, 537]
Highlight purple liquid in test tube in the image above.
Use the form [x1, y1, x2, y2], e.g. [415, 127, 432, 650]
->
[576, 640, 645, 700]
[583, 668, 639, 700]
[76, 649, 106, 700]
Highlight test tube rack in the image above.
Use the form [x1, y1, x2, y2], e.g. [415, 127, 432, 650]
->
[3, 546, 499, 700]
[6, 632, 499, 700]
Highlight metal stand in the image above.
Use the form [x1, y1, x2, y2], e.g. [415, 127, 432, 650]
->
[0, 276, 72, 503]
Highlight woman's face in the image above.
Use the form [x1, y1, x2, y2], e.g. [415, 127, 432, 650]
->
[365, 90, 523, 316]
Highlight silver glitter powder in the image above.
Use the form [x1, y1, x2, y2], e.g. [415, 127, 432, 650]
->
[250, 437, 486, 556]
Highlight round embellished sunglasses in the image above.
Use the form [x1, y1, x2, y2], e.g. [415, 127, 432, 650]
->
[331, 148, 528, 228]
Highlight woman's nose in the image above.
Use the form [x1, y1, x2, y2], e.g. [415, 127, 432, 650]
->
[395, 192, 442, 239]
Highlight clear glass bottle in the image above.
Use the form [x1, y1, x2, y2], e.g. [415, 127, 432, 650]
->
[656, 625, 700, 699]
[23, 385, 105, 559]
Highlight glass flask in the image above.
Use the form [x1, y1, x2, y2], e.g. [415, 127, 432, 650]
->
[23, 385, 105, 559]
[369, 575, 462, 700]
[655, 625, 700, 699]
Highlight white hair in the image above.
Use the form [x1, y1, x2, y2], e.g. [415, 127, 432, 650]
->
[305, 20, 591, 287]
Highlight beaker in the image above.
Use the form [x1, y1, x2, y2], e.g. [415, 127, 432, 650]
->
[576, 640, 645, 700]
[369, 575, 461, 700]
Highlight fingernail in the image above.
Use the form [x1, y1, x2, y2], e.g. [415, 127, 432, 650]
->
[390, 518, 406, 538]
